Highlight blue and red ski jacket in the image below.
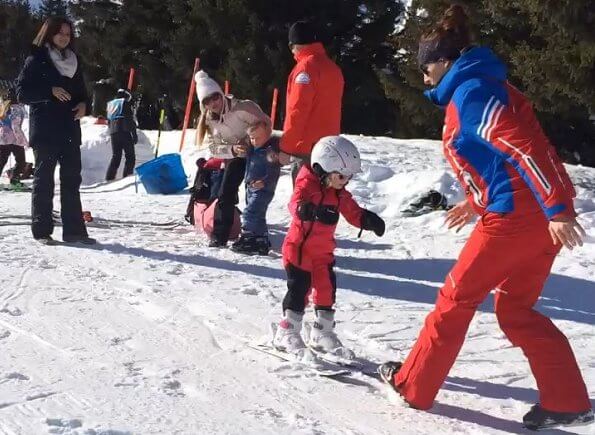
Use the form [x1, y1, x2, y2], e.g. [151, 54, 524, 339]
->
[426, 46, 575, 220]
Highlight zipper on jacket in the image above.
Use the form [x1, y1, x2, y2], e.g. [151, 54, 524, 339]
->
[297, 183, 327, 266]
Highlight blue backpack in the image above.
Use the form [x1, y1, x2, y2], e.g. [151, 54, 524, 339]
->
[106, 98, 125, 121]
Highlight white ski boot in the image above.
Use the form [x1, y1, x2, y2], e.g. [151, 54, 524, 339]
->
[308, 310, 348, 355]
[273, 310, 306, 353]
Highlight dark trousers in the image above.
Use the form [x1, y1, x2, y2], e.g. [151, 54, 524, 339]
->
[0, 144, 26, 181]
[212, 157, 245, 243]
[106, 133, 135, 180]
[32, 146, 87, 239]
[282, 262, 337, 313]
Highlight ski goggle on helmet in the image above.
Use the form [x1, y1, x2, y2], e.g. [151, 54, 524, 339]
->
[310, 135, 362, 179]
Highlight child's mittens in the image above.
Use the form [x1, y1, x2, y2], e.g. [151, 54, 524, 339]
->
[297, 202, 340, 225]
[315, 205, 340, 225]
[361, 210, 385, 236]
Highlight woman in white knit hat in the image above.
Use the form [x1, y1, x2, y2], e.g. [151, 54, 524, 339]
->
[195, 70, 272, 248]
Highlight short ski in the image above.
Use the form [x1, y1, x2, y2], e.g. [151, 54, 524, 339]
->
[0, 183, 32, 192]
[307, 347, 380, 379]
[247, 343, 352, 378]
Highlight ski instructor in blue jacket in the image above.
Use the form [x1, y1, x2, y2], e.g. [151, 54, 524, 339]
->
[17, 16, 95, 245]
[378, 5, 592, 432]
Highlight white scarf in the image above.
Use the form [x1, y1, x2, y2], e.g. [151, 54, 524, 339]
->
[46, 44, 78, 78]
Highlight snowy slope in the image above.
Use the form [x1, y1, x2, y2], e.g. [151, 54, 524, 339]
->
[0, 124, 593, 435]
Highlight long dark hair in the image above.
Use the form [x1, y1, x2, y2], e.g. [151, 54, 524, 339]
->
[421, 5, 472, 56]
[32, 16, 75, 50]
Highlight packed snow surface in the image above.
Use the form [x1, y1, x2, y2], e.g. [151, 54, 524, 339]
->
[0, 121, 593, 434]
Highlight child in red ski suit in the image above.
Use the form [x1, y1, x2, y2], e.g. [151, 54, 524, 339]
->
[273, 136, 385, 354]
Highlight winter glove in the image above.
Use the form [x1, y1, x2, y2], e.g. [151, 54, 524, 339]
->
[297, 202, 340, 225]
[314, 205, 340, 225]
[297, 202, 316, 221]
[361, 210, 385, 236]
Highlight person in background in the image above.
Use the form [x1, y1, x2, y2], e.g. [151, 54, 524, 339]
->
[0, 87, 28, 186]
[273, 136, 385, 355]
[195, 70, 272, 248]
[105, 88, 138, 181]
[230, 121, 281, 255]
[279, 20, 344, 182]
[378, 5, 592, 431]
[16, 16, 95, 245]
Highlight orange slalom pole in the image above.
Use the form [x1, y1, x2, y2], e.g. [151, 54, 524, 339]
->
[179, 57, 201, 152]
[127, 67, 136, 91]
[224, 80, 230, 95]
[270, 88, 279, 129]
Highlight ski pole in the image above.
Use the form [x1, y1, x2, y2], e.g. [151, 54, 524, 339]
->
[155, 108, 165, 158]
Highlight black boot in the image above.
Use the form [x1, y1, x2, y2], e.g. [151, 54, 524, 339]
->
[231, 234, 270, 255]
[377, 361, 421, 409]
[63, 234, 97, 245]
[377, 361, 402, 388]
[208, 237, 227, 248]
[522, 404, 593, 431]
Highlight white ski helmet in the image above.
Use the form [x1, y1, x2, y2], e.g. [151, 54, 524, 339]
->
[311, 136, 361, 177]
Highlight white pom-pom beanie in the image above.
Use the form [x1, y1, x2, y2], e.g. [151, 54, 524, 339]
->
[194, 70, 223, 103]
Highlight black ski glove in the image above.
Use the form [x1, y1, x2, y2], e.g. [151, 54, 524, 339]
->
[297, 202, 340, 225]
[297, 202, 316, 221]
[361, 210, 385, 236]
[315, 205, 340, 225]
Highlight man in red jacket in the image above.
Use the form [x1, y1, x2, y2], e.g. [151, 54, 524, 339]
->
[279, 21, 344, 181]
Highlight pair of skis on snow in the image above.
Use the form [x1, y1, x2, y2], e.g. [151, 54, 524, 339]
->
[0, 183, 32, 192]
[0, 212, 183, 230]
[246, 324, 380, 381]
[247, 342, 380, 380]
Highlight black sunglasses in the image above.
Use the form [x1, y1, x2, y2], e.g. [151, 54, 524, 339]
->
[332, 172, 352, 182]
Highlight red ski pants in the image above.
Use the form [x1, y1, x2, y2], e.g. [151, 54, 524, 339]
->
[394, 211, 590, 412]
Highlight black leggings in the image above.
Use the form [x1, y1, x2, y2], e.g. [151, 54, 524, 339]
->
[212, 157, 246, 242]
[0, 144, 26, 181]
[106, 133, 135, 180]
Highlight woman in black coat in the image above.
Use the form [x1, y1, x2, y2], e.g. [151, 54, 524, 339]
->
[17, 16, 95, 245]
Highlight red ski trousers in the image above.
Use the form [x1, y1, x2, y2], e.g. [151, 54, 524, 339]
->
[394, 211, 590, 412]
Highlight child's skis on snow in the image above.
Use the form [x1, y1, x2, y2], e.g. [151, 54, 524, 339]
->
[273, 136, 385, 356]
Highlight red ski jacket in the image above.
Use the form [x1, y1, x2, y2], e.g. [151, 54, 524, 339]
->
[279, 43, 344, 158]
[282, 165, 364, 270]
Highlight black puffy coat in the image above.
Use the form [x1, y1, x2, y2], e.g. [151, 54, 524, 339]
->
[16, 45, 89, 149]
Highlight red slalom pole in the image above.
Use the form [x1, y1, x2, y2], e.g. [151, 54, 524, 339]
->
[224, 80, 230, 95]
[270, 88, 279, 129]
[179, 57, 201, 153]
[127, 67, 135, 91]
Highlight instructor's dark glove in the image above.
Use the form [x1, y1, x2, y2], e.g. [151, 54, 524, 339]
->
[361, 210, 385, 236]
[297, 202, 316, 221]
[315, 205, 340, 225]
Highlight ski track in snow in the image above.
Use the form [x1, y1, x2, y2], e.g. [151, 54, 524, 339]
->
[0, 132, 593, 434]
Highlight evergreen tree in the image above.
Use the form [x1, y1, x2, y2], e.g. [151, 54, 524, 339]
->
[0, 0, 39, 80]
[171, 0, 403, 134]
[38, 0, 68, 19]
[383, 0, 595, 165]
